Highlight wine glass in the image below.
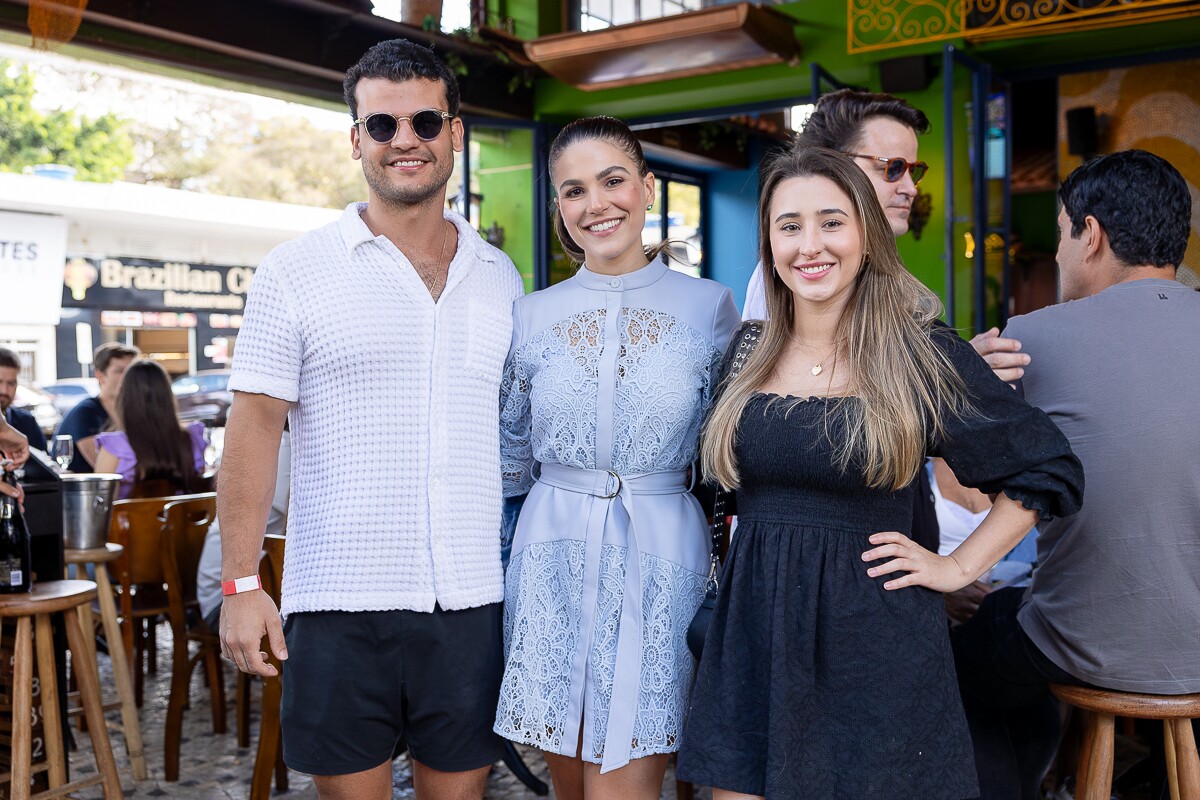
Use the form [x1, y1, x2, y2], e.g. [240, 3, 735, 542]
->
[50, 434, 74, 471]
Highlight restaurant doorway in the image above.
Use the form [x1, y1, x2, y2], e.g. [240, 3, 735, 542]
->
[100, 317, 196, 377]
[133, 329, 191, 376]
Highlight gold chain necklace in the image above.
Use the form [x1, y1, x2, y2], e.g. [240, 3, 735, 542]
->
[791, 337, 841, 376]
[413, 221, 449, 275]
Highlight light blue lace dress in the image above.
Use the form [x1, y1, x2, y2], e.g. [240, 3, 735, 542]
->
[495, 260, 739, 773]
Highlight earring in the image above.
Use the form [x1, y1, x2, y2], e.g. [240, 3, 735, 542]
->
[646, 204, 652, 211]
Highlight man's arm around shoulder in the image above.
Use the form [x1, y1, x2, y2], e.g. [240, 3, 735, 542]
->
[218, 391, 290, 677]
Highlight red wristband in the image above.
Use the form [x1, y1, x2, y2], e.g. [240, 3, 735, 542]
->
[221, 575, 262, 596]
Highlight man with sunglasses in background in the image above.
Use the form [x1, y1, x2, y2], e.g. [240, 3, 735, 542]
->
[219, 39, 523, 800]
[741, 88, 1030, 613]
[743, 90, 1028, 379]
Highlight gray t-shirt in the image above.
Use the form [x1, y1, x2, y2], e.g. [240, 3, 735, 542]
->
[1006, 278, 1200, 694]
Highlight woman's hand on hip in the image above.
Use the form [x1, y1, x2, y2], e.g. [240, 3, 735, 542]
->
[862, 531, 973, 593]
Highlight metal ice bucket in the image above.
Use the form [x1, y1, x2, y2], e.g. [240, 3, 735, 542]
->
[60, 474, 123, 550]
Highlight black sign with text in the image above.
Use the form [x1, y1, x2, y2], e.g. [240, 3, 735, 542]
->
[61, 256, 256, 312]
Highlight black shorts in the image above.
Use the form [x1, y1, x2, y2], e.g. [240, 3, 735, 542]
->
[280, 603, 505, 776]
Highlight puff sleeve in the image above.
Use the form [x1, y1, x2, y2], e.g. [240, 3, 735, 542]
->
[929, 325, 1084, 521]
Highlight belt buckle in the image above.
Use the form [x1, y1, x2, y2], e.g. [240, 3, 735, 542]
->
[600, 470, 622, 499]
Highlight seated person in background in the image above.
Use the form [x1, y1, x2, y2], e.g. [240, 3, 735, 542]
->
[197, 427, 290, 631]
[93, 359, 206, 499]
[55, 342, 139, 471]
[0, 347, 47, 453]
[953, 150, 1200, 800]
[929, 457, 1037, 625]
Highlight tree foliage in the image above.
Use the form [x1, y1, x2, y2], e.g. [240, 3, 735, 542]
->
[130, 112, 365, 209]
[2, 55, 365, 209]
[0, 59, 134, 182]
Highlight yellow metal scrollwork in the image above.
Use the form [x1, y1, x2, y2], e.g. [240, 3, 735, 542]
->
[849, 0, 1199, 53]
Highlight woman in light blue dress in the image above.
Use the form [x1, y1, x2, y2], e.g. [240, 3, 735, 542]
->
[495, 116, 739, 798]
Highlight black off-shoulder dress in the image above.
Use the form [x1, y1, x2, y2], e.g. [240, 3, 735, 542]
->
[676, 326, 1083, 800]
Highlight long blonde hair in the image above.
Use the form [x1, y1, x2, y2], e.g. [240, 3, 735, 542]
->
[701, 147, 971, 492]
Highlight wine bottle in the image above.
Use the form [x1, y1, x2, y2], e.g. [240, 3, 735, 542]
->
[0, 472, 32, 593]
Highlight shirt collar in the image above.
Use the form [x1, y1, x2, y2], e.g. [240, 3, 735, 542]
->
[338, 203, 498, 266]
[573, 258, 669, 291]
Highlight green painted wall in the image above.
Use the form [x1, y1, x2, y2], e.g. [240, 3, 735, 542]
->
[512, 0, 980, 319]
[474, 127, 538, 292]
[499, 0, 1200, 321]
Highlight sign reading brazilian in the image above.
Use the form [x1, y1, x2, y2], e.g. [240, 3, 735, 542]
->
[62, 256, 255, 310]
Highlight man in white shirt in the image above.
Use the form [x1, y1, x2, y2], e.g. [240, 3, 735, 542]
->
[219, 39, 523, 800]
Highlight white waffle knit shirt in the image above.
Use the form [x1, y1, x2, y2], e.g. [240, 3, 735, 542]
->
[229, 203, 524, 617]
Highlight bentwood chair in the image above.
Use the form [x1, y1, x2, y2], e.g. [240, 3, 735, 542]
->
[238, 533, 289, 800]
[159, 493, 225, 781]
[107, 495, 175, 703]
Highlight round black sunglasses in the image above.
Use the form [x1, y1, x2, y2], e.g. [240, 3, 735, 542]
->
[354, 110, 454, 143]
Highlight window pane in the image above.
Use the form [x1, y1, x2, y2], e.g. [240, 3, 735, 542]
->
[666, 181, 702, 278]
[612, 0, 637, 26]
[472, 126, 536, 293]
[578, 0, 696, 29]
[642, 181, 665, 253]
[446, 138, 467, 221]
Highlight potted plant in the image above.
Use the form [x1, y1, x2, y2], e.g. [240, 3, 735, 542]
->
[401, 0, 442, 29]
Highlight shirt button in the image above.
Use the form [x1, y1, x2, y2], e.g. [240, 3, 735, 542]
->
[609, 278, 621, 288]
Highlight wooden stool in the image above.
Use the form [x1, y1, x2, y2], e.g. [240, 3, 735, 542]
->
[0, 580, 124, 800]
[64, 544, 148, 781]
[1051, 684, 1200, 800]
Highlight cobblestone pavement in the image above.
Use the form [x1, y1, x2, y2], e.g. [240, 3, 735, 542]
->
[61, 622, 709, 799]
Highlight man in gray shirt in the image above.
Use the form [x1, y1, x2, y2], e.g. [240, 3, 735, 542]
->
[952, 149, 1200, 800]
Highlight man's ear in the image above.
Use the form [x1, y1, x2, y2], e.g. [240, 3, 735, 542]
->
[451, 117, 465, 153]
[1083, 215, 1106, 260]
[350, 125, 362, 161]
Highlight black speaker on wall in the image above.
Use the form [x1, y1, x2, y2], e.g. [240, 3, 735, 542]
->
[879, 56, 933, 93]
[1066, 106, 1098, 158]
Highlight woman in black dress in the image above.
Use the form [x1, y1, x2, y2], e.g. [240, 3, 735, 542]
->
[676, 147, 1083, 799]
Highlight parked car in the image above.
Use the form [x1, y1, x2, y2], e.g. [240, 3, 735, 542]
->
[171, 370, 232, 427]
[40, 377, 100, 417]
[14, 384, 63, 438]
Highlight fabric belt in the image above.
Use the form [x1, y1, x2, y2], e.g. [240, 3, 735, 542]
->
[535, 462, 688, 773]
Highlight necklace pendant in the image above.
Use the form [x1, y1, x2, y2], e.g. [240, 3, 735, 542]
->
[811, 364, 822, 376]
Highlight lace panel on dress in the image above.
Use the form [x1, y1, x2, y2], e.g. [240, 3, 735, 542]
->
[500, 308, 722, 495]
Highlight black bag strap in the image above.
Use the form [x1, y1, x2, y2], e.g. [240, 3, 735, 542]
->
[705, 321, 762, 592]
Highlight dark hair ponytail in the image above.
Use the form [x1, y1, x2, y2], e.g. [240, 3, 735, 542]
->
[548, 115, 677, 266]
